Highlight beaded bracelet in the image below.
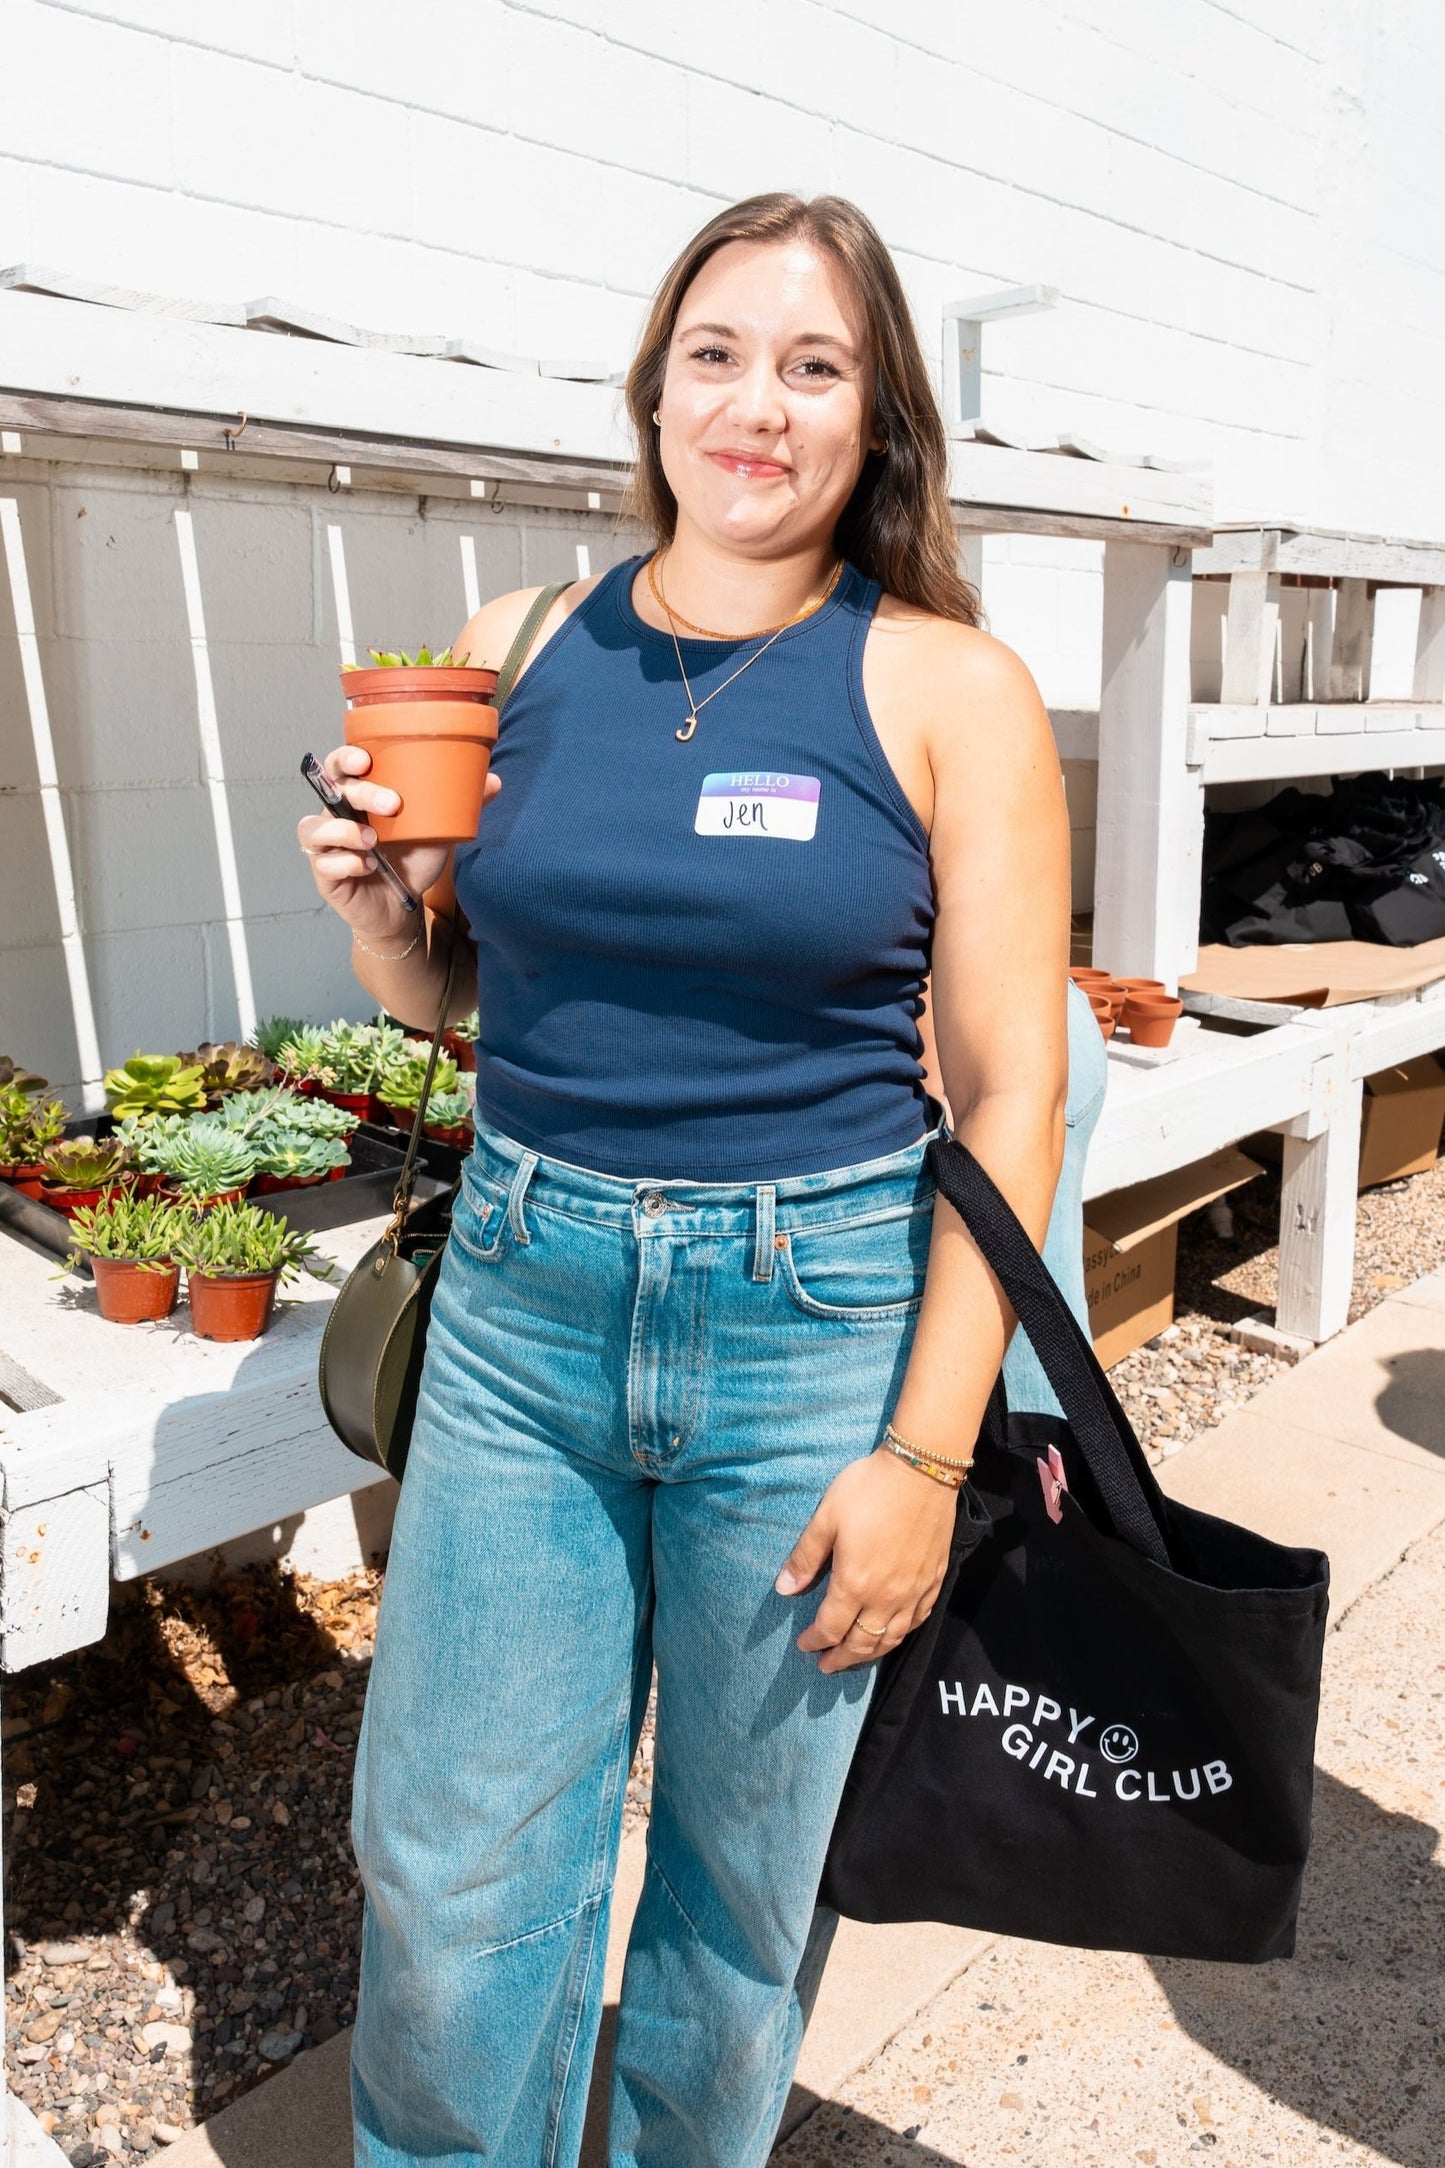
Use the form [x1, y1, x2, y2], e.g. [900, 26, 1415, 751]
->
[883, 1420, 973, 1473]
[879, 1436, 966, 1490]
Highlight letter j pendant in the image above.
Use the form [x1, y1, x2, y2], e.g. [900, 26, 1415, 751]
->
[676, 711, 700, 742]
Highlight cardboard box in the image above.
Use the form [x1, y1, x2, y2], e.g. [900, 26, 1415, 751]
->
[1357, 1056, 1445, 1189]
[1083, 1147, 1264, 1369]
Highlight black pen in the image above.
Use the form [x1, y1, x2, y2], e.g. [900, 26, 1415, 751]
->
[300, 753, 419, 915]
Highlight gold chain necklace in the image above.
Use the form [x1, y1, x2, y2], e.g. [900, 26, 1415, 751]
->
[647, 548, 845, 742]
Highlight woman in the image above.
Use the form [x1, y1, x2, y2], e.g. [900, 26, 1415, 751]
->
[300, 192, 1105, 2168]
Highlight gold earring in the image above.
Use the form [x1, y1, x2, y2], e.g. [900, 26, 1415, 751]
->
[652, 410, 662, 425]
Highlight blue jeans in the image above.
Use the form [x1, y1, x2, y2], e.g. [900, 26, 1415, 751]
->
[349, 996, 1103, 2167]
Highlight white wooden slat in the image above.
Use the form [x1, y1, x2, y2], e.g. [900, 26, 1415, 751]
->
[1200, 727, 1444, 785]
[575, 543, 591, 580]
[1220, 568, 1280, 704]
[1093, 540, 1200, 982]
[948, 440, 1208, 524]
[1304, 587, 1333, 702]
[1413, 588, 1445, 702]
[1327, 578, 1374, 701]
[0, 495, 105, 1108]
[459, 532, 481, 620]
[1197, 528, 1445, 586]
[0, 1481, 109, 1670]
[1264, 702, 1314, 736]
[173, 509, 257, 1039]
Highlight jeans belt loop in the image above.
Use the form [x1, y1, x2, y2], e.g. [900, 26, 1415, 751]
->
[507, 1151, 539, 1244]
[753, 1183, 777, 1282]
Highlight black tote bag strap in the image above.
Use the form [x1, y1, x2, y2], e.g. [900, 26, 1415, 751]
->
[928, 1135, 1172, 1570]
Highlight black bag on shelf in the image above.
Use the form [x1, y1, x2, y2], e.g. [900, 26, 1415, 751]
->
[822, 1137, 1331, 1965]
[1200, 772, 1445, 948]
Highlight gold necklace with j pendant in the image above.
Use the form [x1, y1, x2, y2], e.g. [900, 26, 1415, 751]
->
[649, 548, 845, 741]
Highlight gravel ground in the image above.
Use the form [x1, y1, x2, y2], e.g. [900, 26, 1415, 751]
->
[772, 1511, 1445, 2168]
[6, 1150, 1445, 2157]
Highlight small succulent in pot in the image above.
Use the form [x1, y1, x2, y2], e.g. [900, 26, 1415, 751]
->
[340, 644, 500, 847]
[213, 1087, 355, 1144]
[149, 1124, 259, 1203]
[38, 1137, 133, 1216]
[248, 1015, 305, 1065]
[422, 1088, 475, 1147]
[177, 1041, 274, 1099]
[442, 1009, 479, 1072]
[62, 1190, 188, 1323]
[104, 1054, 209, 1120]
[0, 1056, 48, 1097]
[176, 1200, 335, 1342]
[252, 1130, 350, 1193]
[377, 1044, 460, 1119]
[1, 1086, 69, 1193]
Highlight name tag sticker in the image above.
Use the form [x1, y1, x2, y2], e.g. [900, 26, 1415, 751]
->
[694, 772, 820, 840]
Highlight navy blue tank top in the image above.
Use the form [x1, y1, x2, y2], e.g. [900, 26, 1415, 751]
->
[452, 552, 935, 1180]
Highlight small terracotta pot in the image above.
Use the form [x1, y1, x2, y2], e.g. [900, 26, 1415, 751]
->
[38, 1182, 108, 1219]
[1086, 993, 1117, 1041]
[91, 1256, 181, 1325]
[253, 1171, 327, 1196]
[1122, 994, 1183, 1048]
[442, 1030, 478, 1074]
[341, 664, 501, 846]
[187, 1268, 279, 1342]
[318, 1088, 379, 1124]
[1069, 967, 1113, 986]
[425, 1120, 474, 1150]
[1113, 977, 1170, 1001]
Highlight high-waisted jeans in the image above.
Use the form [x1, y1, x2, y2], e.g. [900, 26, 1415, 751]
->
[350, 984, 1107, 2167]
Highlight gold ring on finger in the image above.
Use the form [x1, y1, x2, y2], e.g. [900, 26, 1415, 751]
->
[854, 1620, 889, 1639]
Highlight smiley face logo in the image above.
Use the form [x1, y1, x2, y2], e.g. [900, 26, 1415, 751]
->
[1099, 1724, 1139, 1764]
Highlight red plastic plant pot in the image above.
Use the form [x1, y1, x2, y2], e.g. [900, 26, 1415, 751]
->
[425, 1121, 474, 1150]
[252, 1172, 327, 1195]
[5, 1163, 48, 1200]
[186, 1268, 279, 1342]
[318, 1089, 379, 1124]
[91, 1256, 181, 1325]
[38, 1183, 106, 1220]
[442, 1030, 478, 1074]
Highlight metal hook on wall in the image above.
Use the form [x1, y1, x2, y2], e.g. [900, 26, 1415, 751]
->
[223, 410, 249, 453]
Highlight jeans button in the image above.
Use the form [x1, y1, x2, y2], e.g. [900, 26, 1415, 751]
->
[642, 1191, 666, 1216]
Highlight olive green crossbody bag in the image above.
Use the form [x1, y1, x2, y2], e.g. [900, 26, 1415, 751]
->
[317, 580, 572, 1478]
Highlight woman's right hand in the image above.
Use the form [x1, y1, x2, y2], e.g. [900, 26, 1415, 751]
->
[297, 746, 500, 937]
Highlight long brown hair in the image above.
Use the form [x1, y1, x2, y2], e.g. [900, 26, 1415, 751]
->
[622, 193, 980, 627]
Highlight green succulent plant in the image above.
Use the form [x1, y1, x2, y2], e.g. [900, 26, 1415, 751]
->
[175, 1200, 335, 1285]
[252, 1130, 349, 1182]
[178, 1041, 273, 1096]
[276, 1020, 407, 1094]
[104, 1054, 209, 1120]
[342, 645, 469, 670]
[377, 1045, 460, 1111]
[64, 1190, 188, 1268]
[0, 1056, 48, 1096]
[149, 1125, 258, 1198]
[423, 1090, 474, 1132]
[449, 1008, 480, 1044]
[0, 1087, 67, 1163]
[248, 1015, 305, 1064]
[214, 1088, 355, 1144]
[39, 1137, 132, 1191]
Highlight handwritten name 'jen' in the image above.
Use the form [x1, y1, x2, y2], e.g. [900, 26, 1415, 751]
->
[722, 799, 768, 830]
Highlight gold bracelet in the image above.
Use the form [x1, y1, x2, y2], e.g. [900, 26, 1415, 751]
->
[879, 1437, 966, 1490]
[353, 927, 422, 963]
[883, 1421, 973, 1472]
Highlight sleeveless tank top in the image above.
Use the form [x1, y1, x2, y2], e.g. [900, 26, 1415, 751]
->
[451, 552, 935, 1181]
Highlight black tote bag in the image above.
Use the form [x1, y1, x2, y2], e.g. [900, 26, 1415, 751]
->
[821, 1136, 1331, 1964]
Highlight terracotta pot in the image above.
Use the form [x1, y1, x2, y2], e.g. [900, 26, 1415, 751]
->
[1122, 994, 1183, 1048]
[187, 1268, 279, 1342]
[1069, 967, 1113, 986]
[318, 1088, 378, 1124]
[1086, 992, 1117, 1041]
[382, 1103, 417, 1131]
[341, 664, 501, 845]
[91, 1255, 180, 1325]
[1113, 976, 1170, 1000]
[425, 1120, 474, 1150]
[253, 1171, 327, 1196]
[5, 1162, 48, 1200]
[442, 1030, 478, 1074]
[38, 1182, 110, 1219]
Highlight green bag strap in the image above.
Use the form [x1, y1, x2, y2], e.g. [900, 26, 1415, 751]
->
[382, 578, 573, 1245]
[493, 579, 572, 710]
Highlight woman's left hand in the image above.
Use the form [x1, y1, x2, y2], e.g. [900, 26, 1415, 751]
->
[775, 1450, 958, 1673]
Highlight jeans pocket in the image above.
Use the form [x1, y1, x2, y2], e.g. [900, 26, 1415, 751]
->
[776, 1201, 933, 1320]
[450, 1164, 513, 1265]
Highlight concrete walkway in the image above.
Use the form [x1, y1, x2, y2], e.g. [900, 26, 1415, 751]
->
[154, 1268, 1445, 2168]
